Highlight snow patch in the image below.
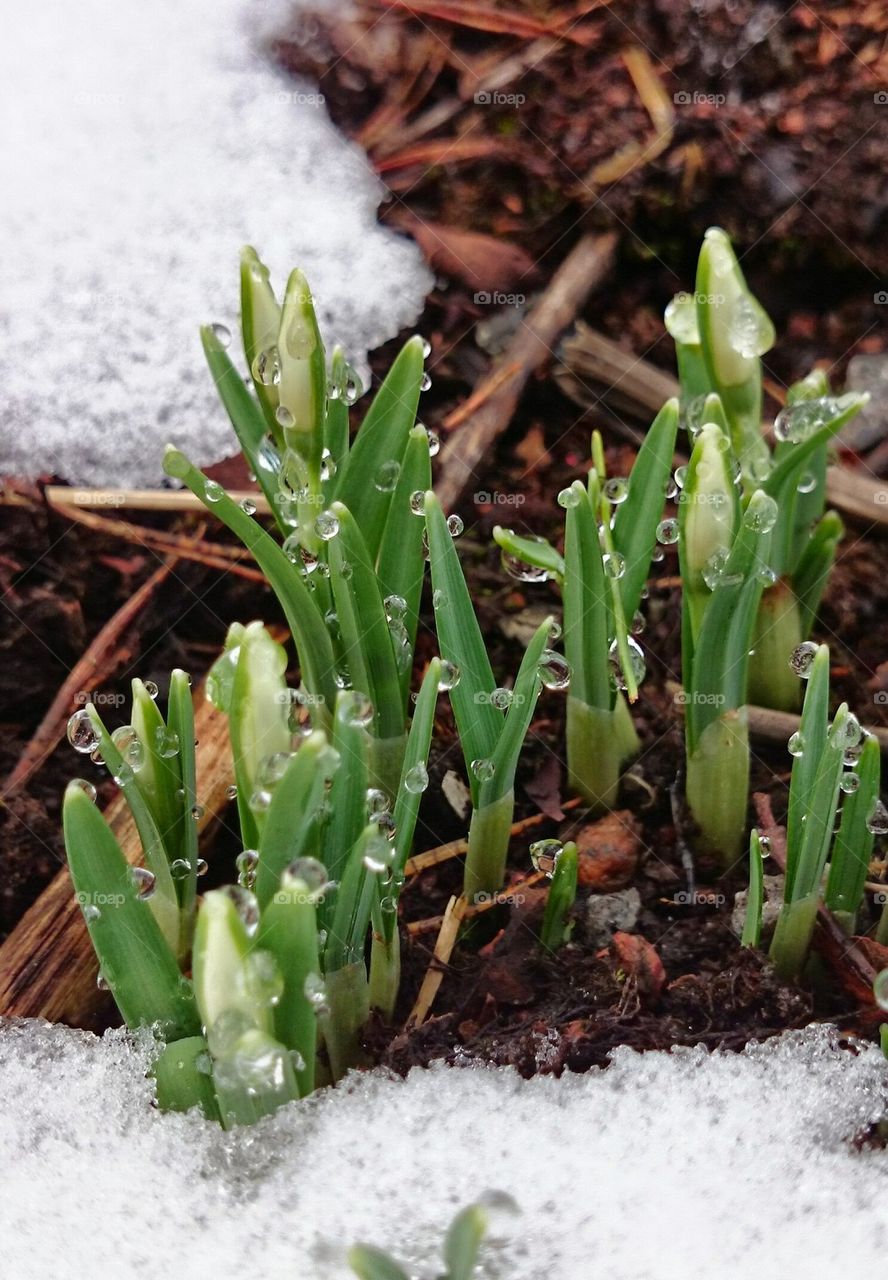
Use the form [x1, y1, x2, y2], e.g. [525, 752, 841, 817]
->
[1, 1018, 886, 1279]
[0, 0, 431, 487]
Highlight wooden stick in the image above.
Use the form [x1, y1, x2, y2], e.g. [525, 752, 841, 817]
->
[556, 323, 888, 527]
[403, 798, 580, 877]
[0, 691, 234, 1027]
[435, 232, 618, 510]
[407, 871, 545, 934]
[2, 559, 177, 797]
[407, 893, 469, 1026]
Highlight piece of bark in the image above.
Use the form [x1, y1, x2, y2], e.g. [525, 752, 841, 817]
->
[574, 809, 642, 891]
[436, 231, 618, 510]
[0, 692, 233, 1027]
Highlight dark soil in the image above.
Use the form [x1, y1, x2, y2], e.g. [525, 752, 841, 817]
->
[2, 0, 887, 1075]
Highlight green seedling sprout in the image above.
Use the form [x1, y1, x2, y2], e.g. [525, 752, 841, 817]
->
[494, 404, 679, 809]
[741, 829, 764, 948]
[349, 1194, 518, 1280]
[668, 227, 867, 713]
[540, 841, 578, 951]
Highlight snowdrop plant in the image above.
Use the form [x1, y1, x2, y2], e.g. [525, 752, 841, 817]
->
[349, 1196, 516, 1280]
[667, 227, 867, 712]
[493, 407, 679, 809]
[769, 643, 884, 978]
[63, 641, 441, 1125]
[164, 248, 432, 795]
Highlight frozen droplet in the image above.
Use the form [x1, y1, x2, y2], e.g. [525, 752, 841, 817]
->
[446, 514, 464, 537]
[656, 518, 679, 545]
[774, 399, 827, 444]
[245, 950, 284, 1008]
[539, 650, 571, 690]
[236, 849, 259, 888]
[210, 322, 232, 348]
[866, 798, 888, 835]
[155, 726, 180, 758]
[557, 486, 580, 509]
[789, 641, 819, 678]
[240, 497, 257, 516]
[471, 757, 496, 783]
[409, 490, 426, 516]
[679, 395, 707, 438]
[67, 709, 100, 754]
[170, 858, 192, 880]
[727, 293, 774, 359]
[144, 680, 159, 699]
[315, 510, 339, 541]
[131, 867, 156, 900]
[404, 763, 429, 794]
[787, 731, 805, 757]
[874, 968, 888, 1010]
[374, 459, 400, 492]
[603, 551, 625, 580]
[432, 588, 447, 610]
[665, 294, 700, 346]
[251, 346, 281, 387]
[204, 479, 224, 503]
[530, 838, 563, 877]
[438, 660, 460, 691]
[491, 687, 514, 711]
[304, 973, 329, 1015]
[604, 477, 629, 504]
[384, 593, 407, 620]
[840, 772, 860, 794]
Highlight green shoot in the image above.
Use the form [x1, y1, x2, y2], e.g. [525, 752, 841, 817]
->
[741, 829, 764, 948]
[349, 1196, 515, 1280]
[540, 841, 578, 951]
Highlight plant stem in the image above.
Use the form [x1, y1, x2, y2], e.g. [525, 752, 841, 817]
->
[747, 579, 802, 712]
[566, 698, 621, 810]
[368, 733, 407, 805]
[769, 893, 819, 981]
[686, 709, 749, 868]
[368, 930, 400, 1020]
[464, 789, 515, 902]
[151, 1036, 219, 1121]
[322, 961, 370, 1082]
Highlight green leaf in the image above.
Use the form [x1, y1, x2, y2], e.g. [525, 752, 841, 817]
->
[334, 336, 425, 561]
[562, 480, 610, 710]
[130, 679, 183, 873]
[424, 491, 501, 799]
[162, 448, 337, 715]
[254, 730, 339, 910]
[167, 670, 199, 953]
[491, 527, 565, 581]
[391, 658, 442, 883]
[328, 503, 404, 741]
[742, 829, 764, 948]
[323, 695, 371, 893]
[151, 1036, 220, 1121]
[325, 824, 388, 972]
[785, 644, 830, 897]
[348, 1245, 411, 1280]
[540, 841, 578, 951]
[229, 623, 292, 851]
[277, 267, 326, 473]
[62, 782, 198, 1040]
[192, 887, 269, 1034]
[483, 616, 551, 807]
[239, 245, 283, 441]
[443, 1204, 488, 1280]
[323, 346, 351, 492]
[792, 510, 844, 639]
[824, 732, 880, 925]
[612, 397, 680, 618]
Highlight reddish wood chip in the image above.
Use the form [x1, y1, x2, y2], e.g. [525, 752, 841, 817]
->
[575, 810, 642, 891]
[609, 932, 666, 1002]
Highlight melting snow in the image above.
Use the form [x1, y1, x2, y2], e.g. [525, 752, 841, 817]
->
[0, 1019, 886, 1279]
[0, 0, 431, 487]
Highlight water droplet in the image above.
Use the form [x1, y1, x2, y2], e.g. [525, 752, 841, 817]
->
[789, 641, 819, 678]
[384, 593, 407, 620]
[630, 610, 645, 636]
[315, 510, 340, 541]
[773, 398, 829, 444]
[530, 838, 563, 877]
[258, 752, 291, 788]
[539, 650, 571, 690]
[374, 459, 400, 492]
[131, 867, 156, 900]
[874, 968, 888, 1010]
[204, 479, 224, 503]
[557, 486, 580, 509]
[420, 338, 432, 358]
[756, 564, 777, 587]
[787, 730, 805, 757]
[240, 497, 257, 516]
[144, 680, 159, 700]
[446, 514, 464, 537]
[190, 803, 205, 821]
[420, 372, 432, 392]
[366, 788, 390, 817]
[603, 551, 625, 579]
[608, 636, 646, 690]
[320, 447, 337, 481]
[471, 757, 496, 783]
[426, 428, 440, 457]
[304, 972, 330, 1015]
[299, 547, 319, 576]
[759, 835, 772, 855]
[702, 547, 730, 591]
[664, 294, 700, 346]
[364, 830, 395, 872]
[656, 518, 679, 545]
[155, 726, 180, 758]
[196, 858, 209, 877]
[339, 690, 374, 728]
[83, 904, 101, 923]
[251, 346, 281, 386]
[500, 542, 552, 583]
[797, 471, 817, 494]
[275, 405, 295, 430]
[67, 709, 100, 754]
[222, 884, 260, 936]
[226, 783, 238, 800]
[283, 856, 331, 900]
[866, 798, 888, 835]
[111, 725, 144, 772]
[170, 858, 192, 880]
[438, 660, 460, 691]
[343, 366, 363, 405]
[404, 763, 429, 794]
[409, 490, 426, 516]
[70, 778, 97, 802]
[432, 588, 447, 610]
[236, 849, 259, 889]
[96, 968, 110, 989]
[210, 322, 232, 348]
[840, 771, 860, 794]
[604, 477, 629, 504]
[727, 293, 774, 358]
[490, 687, 514, 711]
[746, 495, 778, 534]
[674, 465, 688, 490]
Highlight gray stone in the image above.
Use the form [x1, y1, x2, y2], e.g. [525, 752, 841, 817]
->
[585, 887, 641, 947]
